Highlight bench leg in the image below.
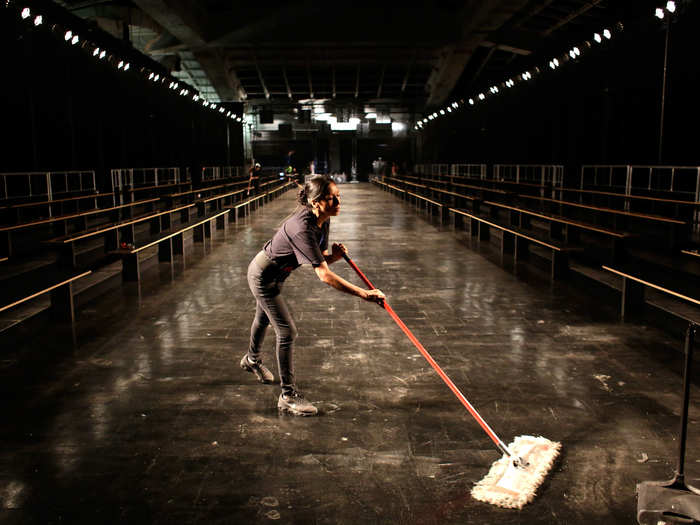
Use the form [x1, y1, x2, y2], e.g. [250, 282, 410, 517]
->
[122, 252, 140, 281]
[159, 238, 174, 280]
[501, 231, 515, 256]
[515, 237, 529, 262]
[550, 222, 564, 241]
[159, 238, 173, 262]
[50, 282, 75, 323]
[194, 224, 205, 243]
[551, 251, 568, 280]
[621, 277, 644, 321]
[478, 221, 489, 241]
[470, 218, 479, 237]
[173, 233, 184, 255]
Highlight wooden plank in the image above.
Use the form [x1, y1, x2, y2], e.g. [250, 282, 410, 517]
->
[561, 187, 700, 206]
[483, 200, 626, 238]
[126, 210, 230, 253]
[8, 192, 114, 209]
[519, 194, 686, 224]
[448, 207, 561, 251]
[48, 204, 194, 244]
[0, 270, 91, 313]
[602, 265, 700, 306]
[0, 197, 159, 232]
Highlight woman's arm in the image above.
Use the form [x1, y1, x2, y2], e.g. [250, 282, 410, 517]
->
[314, 262, 384, 303]
[323, 242, 346, 265]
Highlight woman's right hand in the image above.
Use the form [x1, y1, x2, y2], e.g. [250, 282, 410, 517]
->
[363, 288, 386, 305]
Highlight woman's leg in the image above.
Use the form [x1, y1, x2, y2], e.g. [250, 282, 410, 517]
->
[255, 291, 297, 393]
[247, 301, 270, 361]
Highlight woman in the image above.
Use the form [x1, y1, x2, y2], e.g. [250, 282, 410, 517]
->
[241, 175, 385, 416]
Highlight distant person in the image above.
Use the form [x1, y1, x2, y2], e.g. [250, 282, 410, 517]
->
[247, 162, 262, 196]
[241, 175, 385, 416]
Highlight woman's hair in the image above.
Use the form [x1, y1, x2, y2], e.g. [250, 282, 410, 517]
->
[297, 175, 333, 208]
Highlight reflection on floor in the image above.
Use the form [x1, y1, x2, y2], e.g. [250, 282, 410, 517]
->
[0, 183, 696, 524]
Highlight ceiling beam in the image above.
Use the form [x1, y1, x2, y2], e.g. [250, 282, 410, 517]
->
[541, 0, 605, 36]
[282, 67, 293, 100]
[332, 66, 336, 99]
[306, 62, 314, 99]
[425, 0, 534, 108]
[254, 56, 270, 100]
[377, 64, 386, 99]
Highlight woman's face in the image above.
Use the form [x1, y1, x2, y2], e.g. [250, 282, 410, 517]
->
[314, 182, 341, 218]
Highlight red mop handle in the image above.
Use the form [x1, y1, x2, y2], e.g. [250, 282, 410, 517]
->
[343, 253, 512, 457]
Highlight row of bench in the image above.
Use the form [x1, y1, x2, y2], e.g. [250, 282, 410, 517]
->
[0, 180, 295, 330]
[375, 176, 700, 332]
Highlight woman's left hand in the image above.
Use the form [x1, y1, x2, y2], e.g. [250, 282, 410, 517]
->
[331, 243, 348, 261]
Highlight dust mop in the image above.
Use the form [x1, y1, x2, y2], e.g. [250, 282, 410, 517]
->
[343, 253, 560, 509]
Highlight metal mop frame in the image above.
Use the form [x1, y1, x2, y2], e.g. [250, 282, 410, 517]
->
[342, 253, 521, 464]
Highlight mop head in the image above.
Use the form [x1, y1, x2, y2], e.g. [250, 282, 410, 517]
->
[471, 435, 561, 509]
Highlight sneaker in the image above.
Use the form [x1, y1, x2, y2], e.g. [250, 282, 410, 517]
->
[278, 391, 318, 416]
[240, 354, 274, 384]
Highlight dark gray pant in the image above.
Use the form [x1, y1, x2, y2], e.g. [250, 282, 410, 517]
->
[247, 251, 297, 393]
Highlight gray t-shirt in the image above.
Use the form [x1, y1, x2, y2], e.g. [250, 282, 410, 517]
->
[263, 208, 329, 270]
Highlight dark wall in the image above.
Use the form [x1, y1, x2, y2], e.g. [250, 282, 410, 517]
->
[420, 5, 700, 174]
[0, 10, 243, 188]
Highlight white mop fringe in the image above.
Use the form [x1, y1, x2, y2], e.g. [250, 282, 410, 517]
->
[471, 435, 561, 509]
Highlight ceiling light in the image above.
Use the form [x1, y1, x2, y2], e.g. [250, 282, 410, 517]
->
[667, 1, 676, 12]
[655, 7, 665, 18]
[428, 115, 434, 120]
[603, 29, 611, 39]
[33, 15, 42, 26]
[64, 30, 72, 41]
[593, 32, 602, 43]
[124, 63, 130, 71]
[99, 50, 106, 59]
[193, 94, 199, 101]
[93, 47, 100, 56]
[117, 61, 124, 69]
[365, 112, 377, 119]
[21, 7, 30, 19]
[439, 109, 445, 115]
[71, 34, 79, 45]
[469, 98, 474, 105]
[574, 47, 580, 56]
[447, 107, 452, 112]
[422, 118, 428, 123]
[478, 93, 485, 100]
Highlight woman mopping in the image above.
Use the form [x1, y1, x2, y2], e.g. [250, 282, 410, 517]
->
[241, 175, 385, 416]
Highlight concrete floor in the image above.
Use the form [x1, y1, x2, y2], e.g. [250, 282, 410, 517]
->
[1, 183, 699, 524]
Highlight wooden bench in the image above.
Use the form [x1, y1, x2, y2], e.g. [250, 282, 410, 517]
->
[425, 186, 481, 213]
[0, 198, 160, 258]
[449, 207, 575, 280]
[517, 194, 687, 244]
[45, 203, 196, 267]
[603, 265, 700, 321]
[405, 191, 445, 219]
[120, 181, 191, 203]
[4, 192, 116, 222]
[482, 200, 627, 263]
[114, 209, 230, 281]
[372, 178, 406, 198]
[1, 266, 91, 323]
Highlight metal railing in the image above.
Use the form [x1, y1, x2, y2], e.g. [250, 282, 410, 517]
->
[201, 166, 244, 180]
[110, 167, 184, 191]
[581, 164, 700, 200]
[493, 164, 564, 187]
[451, 164, 487, 179]
[0, 170, 96, 202]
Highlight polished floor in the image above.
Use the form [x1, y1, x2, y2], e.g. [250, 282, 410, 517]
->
[1, 183, 699, 524]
